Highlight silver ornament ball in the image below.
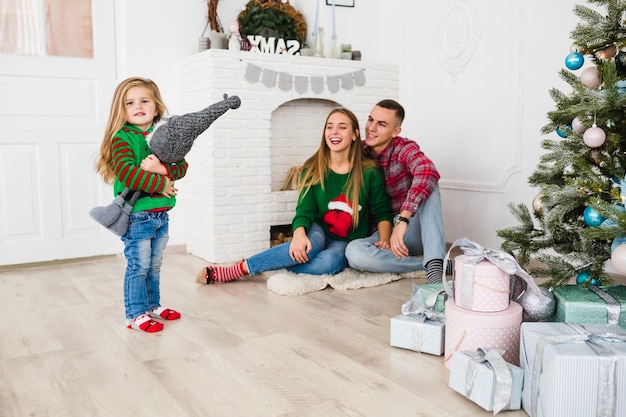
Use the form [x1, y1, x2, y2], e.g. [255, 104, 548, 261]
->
[516, 286, 556, 320]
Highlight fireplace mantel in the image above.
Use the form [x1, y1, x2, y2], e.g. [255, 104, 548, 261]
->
[181, 49, 399, 263]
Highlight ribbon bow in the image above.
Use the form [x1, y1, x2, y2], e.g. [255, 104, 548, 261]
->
[465, 348, 513, 415]
[443, 238, 556, 320]
[401, 283, 445, 323]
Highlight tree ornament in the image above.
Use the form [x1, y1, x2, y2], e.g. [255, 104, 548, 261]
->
[583, 206, 606, 227]
[576, 270, 592, 285]
[610, 244, 626, 273]
[596, 44, 617, 60]
[583, 125, 606, 147]
[565, 52, 584, 70]
[532, 194, 543, 213]
[516, 285, 556, 320]
[580, 67, 602, 88]
[572, 116, 586, 133]
[556, 127, 568, 138]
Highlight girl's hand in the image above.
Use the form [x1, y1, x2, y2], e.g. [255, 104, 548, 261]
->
[289, 228, 311, 263]
[162, 176, 178, 198]
[140, 154, 167, 174]
[374, 240, 391, 250]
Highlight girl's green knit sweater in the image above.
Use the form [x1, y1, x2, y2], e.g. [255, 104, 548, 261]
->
[110, 124, 188, 212]
[293, 167, 392, 242]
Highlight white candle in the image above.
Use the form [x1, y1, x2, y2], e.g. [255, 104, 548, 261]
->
[313, 0, 319, 35]
[332, 0, 336, 37]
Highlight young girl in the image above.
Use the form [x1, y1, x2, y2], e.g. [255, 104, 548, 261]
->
[95, 77, 187, 333]
[196, 107, 393, 284]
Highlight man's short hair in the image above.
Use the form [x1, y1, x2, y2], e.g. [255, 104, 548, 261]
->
[376, 99, 405, 124]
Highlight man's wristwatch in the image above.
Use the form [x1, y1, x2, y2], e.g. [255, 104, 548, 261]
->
[393, 214, 410, 225]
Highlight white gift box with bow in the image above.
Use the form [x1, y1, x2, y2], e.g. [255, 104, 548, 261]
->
[390, 283, 446, 356]
[449, 349, 523, 414]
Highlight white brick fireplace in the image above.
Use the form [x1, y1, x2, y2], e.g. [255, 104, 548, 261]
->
[181, 49, 398, 263]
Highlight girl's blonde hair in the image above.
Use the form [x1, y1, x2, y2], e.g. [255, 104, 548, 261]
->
[95, 77, 168, 184]
[299, 107, 376, 228]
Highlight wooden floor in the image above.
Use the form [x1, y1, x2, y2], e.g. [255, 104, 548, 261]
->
[0, 246, 532, 417]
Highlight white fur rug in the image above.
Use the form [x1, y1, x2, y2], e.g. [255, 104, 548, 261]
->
[265, 268, 426, 296]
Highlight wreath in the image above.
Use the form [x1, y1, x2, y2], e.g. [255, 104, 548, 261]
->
[237, 0, 307, 45]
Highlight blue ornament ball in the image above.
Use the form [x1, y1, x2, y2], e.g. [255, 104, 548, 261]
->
[583, 206, 606, 227]
[556, 127, 568, 138]
[590, 278, 600, 286]
[565, 52, 584, 70]
[576, 270, 591, 285]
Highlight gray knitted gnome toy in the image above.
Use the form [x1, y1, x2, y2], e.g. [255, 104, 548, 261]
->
[90, 93, 241, 236]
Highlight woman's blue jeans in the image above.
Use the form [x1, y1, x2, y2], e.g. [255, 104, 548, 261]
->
[247, 223, 348, 275]
[121, 211, 169, 320]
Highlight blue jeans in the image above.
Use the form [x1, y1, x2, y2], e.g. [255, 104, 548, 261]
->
[345, 185, 445, 273]
[247, 223, 348, 275]
[121, 210, 169, 320]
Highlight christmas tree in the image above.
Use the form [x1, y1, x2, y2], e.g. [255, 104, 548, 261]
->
[498, 0, 626, 288]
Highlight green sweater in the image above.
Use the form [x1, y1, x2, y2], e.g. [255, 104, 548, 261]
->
[110, 124, 188, 212]
[293, 166, 392, 242]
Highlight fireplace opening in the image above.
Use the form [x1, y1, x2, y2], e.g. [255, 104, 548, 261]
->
[270, 224, 293, 247]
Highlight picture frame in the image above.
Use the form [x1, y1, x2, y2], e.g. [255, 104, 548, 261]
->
[326, 0, 354, 7]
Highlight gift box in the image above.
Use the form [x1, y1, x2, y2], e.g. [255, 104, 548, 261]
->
[413, 283, 447, 313]
[552, 284, 626, 329]
[444, 299, 522, 368]
[454, 254, 511, 312]
[520, 322, 626, 417]
[390, 314, 445, 355]
[449, 349, 523, 414]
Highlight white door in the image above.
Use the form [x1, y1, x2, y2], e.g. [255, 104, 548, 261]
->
[0, 0, 120, 266]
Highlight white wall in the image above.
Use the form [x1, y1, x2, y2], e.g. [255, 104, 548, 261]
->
[117, 0, 581, 250]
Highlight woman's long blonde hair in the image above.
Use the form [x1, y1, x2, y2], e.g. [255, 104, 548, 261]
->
[299, 107, 377, 227]
[95, 77, 168, 184]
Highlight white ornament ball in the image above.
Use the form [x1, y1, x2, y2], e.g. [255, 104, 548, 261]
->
[572, 116, 586, 133]
[581, 67, 602, 88]
[532, 194, 543, 213]
[583, 126, 606, 147]
[611, 244, 626, 273]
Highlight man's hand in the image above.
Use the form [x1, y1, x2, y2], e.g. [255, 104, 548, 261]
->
[390, 222, 409, 258]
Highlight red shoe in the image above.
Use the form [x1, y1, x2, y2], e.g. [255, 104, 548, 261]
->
[126, 314, 164, 333]
[149, 307, 181, 320]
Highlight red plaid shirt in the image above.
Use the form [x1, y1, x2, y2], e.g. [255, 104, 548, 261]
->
[364, 136, 440, 215]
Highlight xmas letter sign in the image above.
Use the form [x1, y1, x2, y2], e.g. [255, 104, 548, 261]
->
[247, 35, 301, 55]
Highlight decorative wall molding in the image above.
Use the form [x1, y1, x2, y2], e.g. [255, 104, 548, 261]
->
[437, 0, 483, 81]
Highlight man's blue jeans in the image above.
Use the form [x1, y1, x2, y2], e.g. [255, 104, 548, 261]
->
[121, 211, 169, 320]
[345, 185, 445, 273]
[247, 223, 348, 275]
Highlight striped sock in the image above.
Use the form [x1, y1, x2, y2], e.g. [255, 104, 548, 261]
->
[208, 261, 248, 282]
[426, 259, 444, 284]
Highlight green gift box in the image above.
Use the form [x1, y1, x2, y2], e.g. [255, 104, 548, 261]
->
[415, 283, 447, 313]
[552, 284, 626, 329]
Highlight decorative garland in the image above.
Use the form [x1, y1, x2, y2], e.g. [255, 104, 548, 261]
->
[237, 0, 307, 45]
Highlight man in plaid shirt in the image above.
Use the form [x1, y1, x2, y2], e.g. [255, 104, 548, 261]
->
[345, 99, 446, 283]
